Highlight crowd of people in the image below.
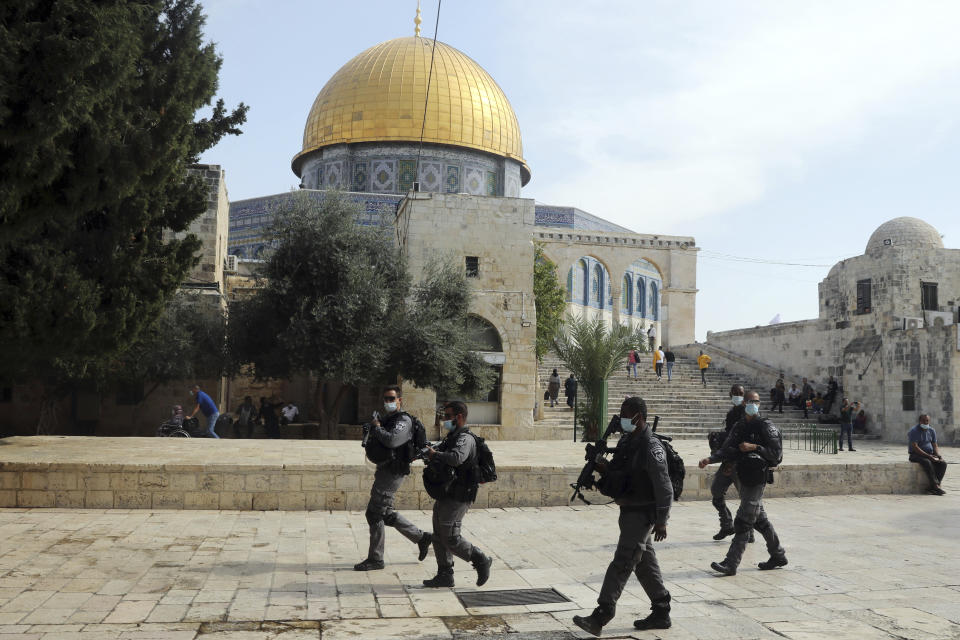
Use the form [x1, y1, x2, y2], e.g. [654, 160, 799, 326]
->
[175, 386, 298, 439]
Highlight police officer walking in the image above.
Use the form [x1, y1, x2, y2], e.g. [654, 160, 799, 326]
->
[699, 390, 787, 576]
[354, 385, 432, 571]
[710, 384, 752, 543]
[572, 397, 673, 637]
[421, 401, 493, 588]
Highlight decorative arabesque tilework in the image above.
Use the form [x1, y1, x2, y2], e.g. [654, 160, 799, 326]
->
[445, 165, 460, 193]
[325, 161, 344, 188]
[534, 205, 632, 232]
[398, 159, 416, 193]
[352, 161, 368, 192]
[371, 160, 396, 192]
[228, 192, 404, 255]
[465, 168, 484, 195]
[418, 162, 442, 192]
[505, 174, 520, 197]
[485, 171, 498, 196]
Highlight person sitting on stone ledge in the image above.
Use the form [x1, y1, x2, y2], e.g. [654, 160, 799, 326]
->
[908, 414, 947, 496]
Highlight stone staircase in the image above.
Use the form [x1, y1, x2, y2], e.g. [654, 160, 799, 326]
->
[536, 353, 821, 440]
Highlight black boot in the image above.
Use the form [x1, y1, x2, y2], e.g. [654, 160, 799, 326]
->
[423, 567, 455, 588]
[758, 555, 788, 570]
[748, 531, 755, 543]
[710, 560, 736, 576]
[572, 605, 614, 638]
[417, 533, 432, 562]
[712, 526, 735, 540]
[634, 606, 671, 630]
[471, 550, 493, 587]
[353, 558, 384, 571]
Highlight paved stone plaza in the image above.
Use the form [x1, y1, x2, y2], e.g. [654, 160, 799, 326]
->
[0, 463, 955, 639]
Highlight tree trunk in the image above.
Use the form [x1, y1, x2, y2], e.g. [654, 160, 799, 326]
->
[36, 392, 60, 435]
[312, 379, 350, 438]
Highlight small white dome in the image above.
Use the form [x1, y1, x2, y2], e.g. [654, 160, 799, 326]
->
[865, 217, 943, 255]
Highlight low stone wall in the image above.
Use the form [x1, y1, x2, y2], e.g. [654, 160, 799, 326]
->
[0, 460, 927, 510]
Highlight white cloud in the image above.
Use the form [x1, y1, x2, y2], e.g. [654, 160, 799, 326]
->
[519, 2, 960, 229]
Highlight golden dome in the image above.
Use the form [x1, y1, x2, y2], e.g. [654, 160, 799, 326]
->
[293, 36, 529, 184]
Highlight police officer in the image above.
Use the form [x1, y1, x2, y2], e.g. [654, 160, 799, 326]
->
[699, 390, 787, 576]
[572, 397, 673, 637]
[353, 385, 432, 571]
[422, 401, 493, 588]
[711, 384, 753, 543]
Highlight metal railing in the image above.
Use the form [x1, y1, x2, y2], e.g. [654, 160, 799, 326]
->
[784, 426, 838, 454]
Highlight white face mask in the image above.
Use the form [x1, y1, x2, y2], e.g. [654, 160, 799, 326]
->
[384, 401, 398, 414]
[620, 416, 637, 433]
[731, 396, 743, 406]
[920, 423, 931, 430]
[744, 402, 760, 417]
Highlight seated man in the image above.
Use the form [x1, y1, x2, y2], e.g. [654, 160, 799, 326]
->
[908, 414, 947, 495]
[280, 403, 299, 426]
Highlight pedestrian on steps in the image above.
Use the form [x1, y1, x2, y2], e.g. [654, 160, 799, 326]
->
[548, 369, 561, 407]
[697, 351, 712, 387]
[627, 349, 639, 379]
[654, 347, 664, 381]
[664, 347, 675, 382]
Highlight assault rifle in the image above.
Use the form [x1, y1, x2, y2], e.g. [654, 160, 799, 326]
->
[569, 415, 658, 505]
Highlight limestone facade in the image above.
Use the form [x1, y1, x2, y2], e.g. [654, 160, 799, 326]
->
[535, 228, 698, 347]
[705, 217, 959, 443]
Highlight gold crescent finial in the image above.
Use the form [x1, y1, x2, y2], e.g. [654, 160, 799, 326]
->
[414, 1, 422, 37]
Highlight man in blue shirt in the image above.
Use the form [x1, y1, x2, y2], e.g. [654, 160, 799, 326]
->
[908, 414, 946, 495]
[189, 384, 220, 438]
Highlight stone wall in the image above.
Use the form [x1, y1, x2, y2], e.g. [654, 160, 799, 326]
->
[0, 459, 927, 510]
[401, 192, 538, 439]
[705, 319, 854, 390]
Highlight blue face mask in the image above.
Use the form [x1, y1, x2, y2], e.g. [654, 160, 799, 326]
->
[443, 419, 456, 432]
[620, 416, 637, 433]
[383, 402, 398, 414]
[920, 423, 931, 430]
[731, 396, 743, 406]
[744, 402, 760, 417]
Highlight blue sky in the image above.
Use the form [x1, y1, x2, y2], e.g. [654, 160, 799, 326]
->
[199, 1, 960, 341]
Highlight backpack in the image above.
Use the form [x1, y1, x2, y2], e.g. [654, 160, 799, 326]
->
[402, 414, 429, 464]
[652, 432, 685, 501]
[470, 433, 497, 484]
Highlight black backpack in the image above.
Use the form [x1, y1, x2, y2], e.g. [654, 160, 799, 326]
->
[470, 433, 497, 484]
[652, 433, 685, 501]
[402, 414, 429, 464]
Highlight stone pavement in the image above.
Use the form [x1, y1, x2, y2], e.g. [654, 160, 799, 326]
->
[0, 466, 957, 639]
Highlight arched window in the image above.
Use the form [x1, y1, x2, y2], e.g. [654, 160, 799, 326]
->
[466, 316, 503, 352]
[650, 282, 659, 321]
[591, 264, 603, 307]
[566, 266, 575, 303]
[637, 278, 646, 317]
[580, 259, 589, 305]
[622, 275, 632, 314]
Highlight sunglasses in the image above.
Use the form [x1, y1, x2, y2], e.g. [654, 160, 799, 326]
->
[383, 396, 398, 401]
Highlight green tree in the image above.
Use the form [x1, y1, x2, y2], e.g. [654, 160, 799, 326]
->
[552, 314, 646, 440]
[111, 292, 227, 399]
[533, 244, 567, 361]
[0, 0, 246, 428]
[228, 192, 494, 429]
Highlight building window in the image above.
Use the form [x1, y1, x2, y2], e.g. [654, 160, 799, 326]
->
[622, 275, 632, 314]
[591, 264, 603, 308]
[921, 282, 938, 311]
[0, 387, 11, 403]
[580, 260, 589, 305]
[650, 282, 659, 321]
[637, 279, 646, 317]
[115, 381, 144, 406]
[856, 279, 872, 314]
[465, 256, 479, 278]
[902, 380, 916, 411]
